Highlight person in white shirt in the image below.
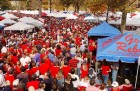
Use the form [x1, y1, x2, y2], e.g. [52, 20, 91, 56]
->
[80, 76, 90, 87]
[70, 45, 77, 56]
[20, 53, 31, 67]
[76, 54, 84, 76]
[0, 70, 5, 87]
[69, 68, 80, 91]
[80, 41, 86, 53]
[1, 46, 7, 53]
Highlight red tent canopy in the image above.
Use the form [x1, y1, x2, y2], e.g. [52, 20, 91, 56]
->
[41, 12, 47, 17]
[0, 16, 5, 21]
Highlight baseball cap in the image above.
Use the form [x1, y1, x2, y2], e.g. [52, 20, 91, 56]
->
[112, 81, 119, 87]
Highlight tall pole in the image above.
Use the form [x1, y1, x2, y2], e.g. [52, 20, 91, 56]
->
[50, 0, 52, 13]
[106, 0, 110, 22]
[39, 0, 42, 17]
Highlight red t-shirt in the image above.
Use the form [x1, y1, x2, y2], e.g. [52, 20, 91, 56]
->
[101, 65, 110, 75]
[15, 66, 21, 75]
[27, 81, 40, 90]
[75, 37, 81, 46]
[88, 45, 96, 52]
[69, 58, 79, 68]
[80, 69, 88, 78]
[39, 63, 49, 75]
[5, 74, 15, 87]
[111, 87, 120, 91]
[50, 66, 60, 78]
[45, 59, 51, 67]
[30, 67, 39, 76]
[61, 65, 71, 78]
[11, 56, 19, 65]
[21, 44, 28, 51]
[40, 53, 46, 59]
[55, 49, 62, 57]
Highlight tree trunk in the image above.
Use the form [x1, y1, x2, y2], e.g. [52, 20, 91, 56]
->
[77, 5, 80, 13]
[74, 5, 76, 12]
[120, 9, 127, 33]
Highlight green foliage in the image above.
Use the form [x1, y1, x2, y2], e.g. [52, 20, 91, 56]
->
[0, 0, 12, 10]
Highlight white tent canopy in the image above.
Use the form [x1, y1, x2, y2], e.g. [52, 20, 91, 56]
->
[0, 19, 16, 24]
[4, 22, 34, 30]
[0, 23, 5, 26]
[108, 19, 122, 25]
[19, 17, 43, 27]
[126, 18, 140, 26]
[66, 14, 78, 19]
[84, 16, 97, 22]
[2, 13, 19, 19]
[53, 13, 67, 18]
[47, 13, 56, 17]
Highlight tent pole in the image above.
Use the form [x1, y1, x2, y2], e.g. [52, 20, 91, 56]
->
[135, 64, 139, 89]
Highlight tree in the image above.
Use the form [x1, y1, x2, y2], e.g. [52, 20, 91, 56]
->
[0, 0, 12, 10]
[71, 0, 85, 12]
[84, 0, 138, 33]
[60, 0, 71, 11]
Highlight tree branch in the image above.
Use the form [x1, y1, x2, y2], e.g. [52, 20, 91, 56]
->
[128, 0, 137, 6]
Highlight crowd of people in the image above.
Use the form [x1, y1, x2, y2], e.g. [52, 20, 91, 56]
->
[0, 12, 137, 91]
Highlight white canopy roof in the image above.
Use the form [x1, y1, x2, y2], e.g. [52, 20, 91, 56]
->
[108, 19, 122, 25]
[19, 17, 43, 27]
[47, 13, 55, 17]
[126, 18, 140, 26]
[84, 16, 97, 21]
[2, 13, 19, 19]
[66, 14, 78, 19]
[0, 23, 5, 26]
[53, 13, 67, 18]
[4, 22, 34, 30]
[0, 19, 16, 24]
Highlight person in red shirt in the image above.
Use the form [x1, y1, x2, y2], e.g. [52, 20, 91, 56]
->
[55, 44, 62, 57]
[30, 62, 39, 77]
[50, 62, 60, 78]
[80, 63, 88, 78]
[5, 68, 15, 88]
[11, 52, 19, 65]
[27, 74, 40, 90]
[101, 59, 111, 84]
[111, 81, 120, 91]
[15, 61, 21, 75]
[39, 59, 49, 75]
[44, 56, 51, 68]
[69, 55, 79, 68]
[61, 62, 71, 78]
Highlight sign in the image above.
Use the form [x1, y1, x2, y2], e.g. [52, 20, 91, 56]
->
[116, 34, 140, 53]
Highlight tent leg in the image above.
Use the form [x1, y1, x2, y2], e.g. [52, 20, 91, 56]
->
[135, 64, 139, 89]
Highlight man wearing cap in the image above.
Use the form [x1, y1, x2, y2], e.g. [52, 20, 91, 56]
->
[111, 81, 120, 91]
